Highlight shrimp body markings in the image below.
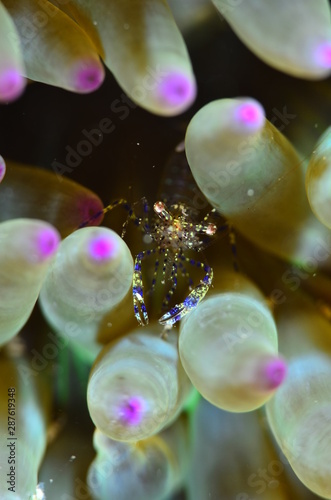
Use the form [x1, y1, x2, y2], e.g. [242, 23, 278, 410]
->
[78, 147, 233, 326]
[93, 197, 227, 327]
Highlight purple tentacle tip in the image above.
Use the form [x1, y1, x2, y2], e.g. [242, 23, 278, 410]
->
[37, 228, 60, 260]
[157, 72, 196, 108]
[263, 357, 287, 390]
[314, 41, 331, 69]
[0, 155, 6, 183]
[118, 396, 146, 426]
[73, 62, 105, 93]
[235, 100, 265, 131]
[88, 234, 119, 261]
[0, 68, 25, 102]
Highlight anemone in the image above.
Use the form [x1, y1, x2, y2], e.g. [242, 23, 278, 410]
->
[0, 2, 331, 500]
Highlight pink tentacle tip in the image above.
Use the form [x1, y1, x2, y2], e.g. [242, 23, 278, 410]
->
[0, 68, 25, 102]
[262, 357, 287, 390]
[37, 228, 60, 260]
[0, 155, 6, 182]
[157, 72, 196, 108]
[234, 100, 265, 131]
[73, 62, 105, 93]
[314, 42, 331, 69]
[88, 234, 119, 262]
[118, 396, 146, 426]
